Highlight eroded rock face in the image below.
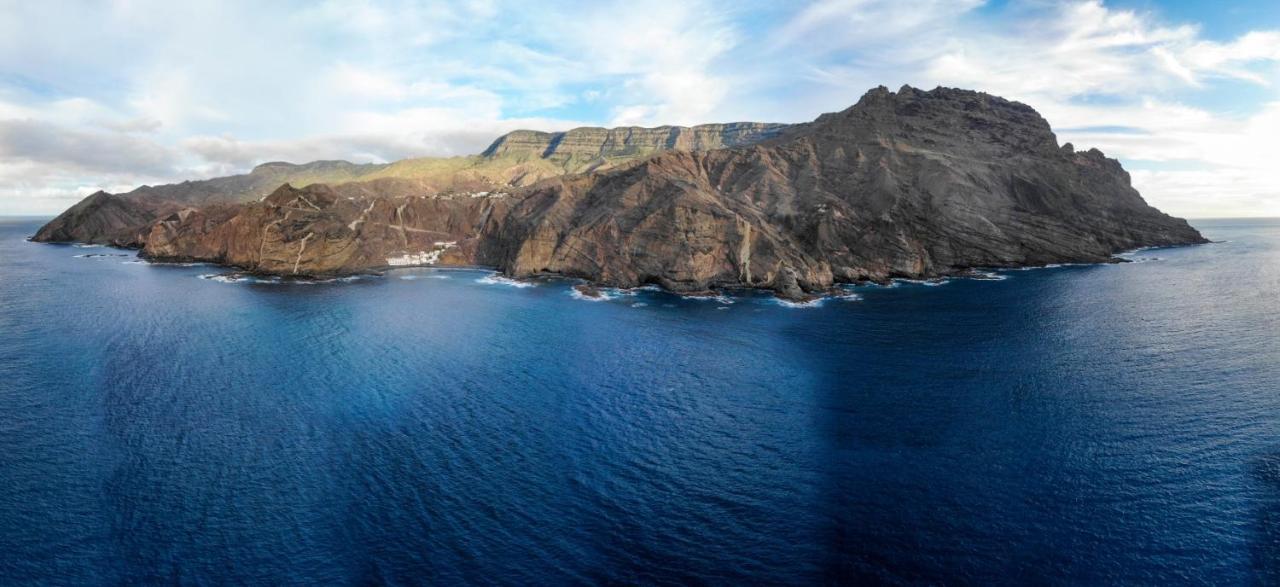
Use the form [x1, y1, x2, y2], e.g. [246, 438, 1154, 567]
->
[43, 86, 1206, 298]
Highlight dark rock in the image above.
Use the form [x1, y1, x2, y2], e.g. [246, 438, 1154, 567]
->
[573, 283, 604, 299]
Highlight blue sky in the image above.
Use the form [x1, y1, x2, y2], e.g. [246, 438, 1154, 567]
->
[1, 0, 1277, 217]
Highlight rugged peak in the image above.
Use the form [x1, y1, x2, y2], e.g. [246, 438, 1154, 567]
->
[847, 85, 895, 110]
[70, 190, 121, 211]
[843, 85, 1040, 114]
[807, 84, 1060, 155]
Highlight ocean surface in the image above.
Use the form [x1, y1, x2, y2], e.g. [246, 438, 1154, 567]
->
[0, 217, 1277, 585]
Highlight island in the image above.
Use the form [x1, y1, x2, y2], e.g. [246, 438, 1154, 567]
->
[33, 85, 1206, 300]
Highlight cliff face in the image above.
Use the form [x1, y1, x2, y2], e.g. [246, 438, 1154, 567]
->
[41, 86, 1205, 298]
[481, 123, 790, 160]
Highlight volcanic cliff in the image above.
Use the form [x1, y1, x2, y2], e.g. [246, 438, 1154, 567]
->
[34, 86, 1206, 299]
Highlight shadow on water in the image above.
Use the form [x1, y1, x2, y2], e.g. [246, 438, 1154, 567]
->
[777, 268, 1161, 584]
[776, 227, 1280, 584]
[1254, 451, 1280, 584]
[768, 281, 1013, 583]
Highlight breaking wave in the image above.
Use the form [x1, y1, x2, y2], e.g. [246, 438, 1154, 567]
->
[895, 278, 950, 287]
[684, 293, 735, 304]
[833, 290, 863, 301]
[772, 297, 825, 309]
[476, 274, 535, 288]
[965, 270, 1008, 281]
[567, 285, 658, 302]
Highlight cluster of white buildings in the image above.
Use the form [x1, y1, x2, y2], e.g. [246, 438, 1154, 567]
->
[385, 241, 457, 267]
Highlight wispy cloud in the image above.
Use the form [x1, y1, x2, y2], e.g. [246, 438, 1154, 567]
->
[770, 0, 986, 51]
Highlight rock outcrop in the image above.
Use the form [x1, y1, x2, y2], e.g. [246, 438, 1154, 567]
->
[37, 86, 1206, 299]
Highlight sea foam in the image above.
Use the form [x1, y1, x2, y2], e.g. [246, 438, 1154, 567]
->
[772, 297, 825, 309]
[568, 285, 655, 302]
[476, 274, 535, 288]
[200, 273, 367, 285]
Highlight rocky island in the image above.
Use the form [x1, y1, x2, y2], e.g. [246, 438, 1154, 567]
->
[34, 86, 1206, 299]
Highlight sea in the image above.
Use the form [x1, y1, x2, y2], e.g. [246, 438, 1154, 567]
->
[0, 217, 1277, 584]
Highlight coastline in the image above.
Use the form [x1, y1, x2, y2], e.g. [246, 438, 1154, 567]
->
[34, 232, 1210, 306]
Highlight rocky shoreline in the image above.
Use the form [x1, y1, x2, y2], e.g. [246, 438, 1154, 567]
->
[71, 237, 1198, 306]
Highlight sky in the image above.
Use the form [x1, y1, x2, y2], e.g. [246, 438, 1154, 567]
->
[1, 0, 1278, 218]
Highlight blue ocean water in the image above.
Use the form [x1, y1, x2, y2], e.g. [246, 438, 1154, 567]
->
[0, 217, 1277, 585]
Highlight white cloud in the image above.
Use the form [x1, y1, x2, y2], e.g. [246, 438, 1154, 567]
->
[912, 1, 1280, 101]
[0, 160, 174, 216]
[548, 0, 739, 126]
[1073, 101, 1280, 218]
[1181, 31, 1280, 84]
[772, 0, 986, 51]
[0, 119, 177, 176]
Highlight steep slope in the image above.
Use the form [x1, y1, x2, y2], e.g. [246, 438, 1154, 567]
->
[132, 86, 1205, 299]
[30, 190, 164, 246]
